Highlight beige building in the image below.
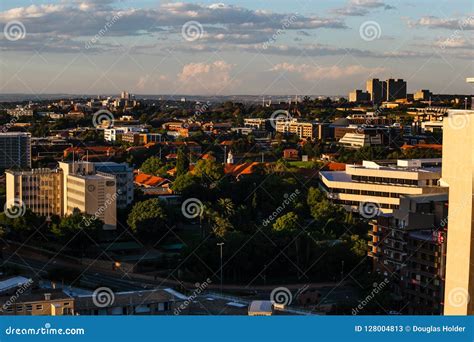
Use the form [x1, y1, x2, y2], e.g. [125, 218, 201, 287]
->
[442, 108, 474, 315]
[275, 119, 316, 139]
[319, 159, 447, 214]
[59, 162, 117, 230]
[5, 168, 63, 217]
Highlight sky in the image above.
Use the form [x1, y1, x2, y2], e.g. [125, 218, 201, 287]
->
[0, 0, 473, 96]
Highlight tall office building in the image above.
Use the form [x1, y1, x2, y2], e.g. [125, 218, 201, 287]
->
[0, 132, 31, 170]
[5, 168, 63, 217]
[443, 80, 474, 315]
[366, 79, 386, 104]
[386, 79, 407, 101]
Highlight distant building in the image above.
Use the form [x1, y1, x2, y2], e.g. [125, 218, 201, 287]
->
[338, 132, 382, 149]
[386, 79, 407, 101]
[275, 119, 316, 140]
[0, 132, 31, 170]
[349, 89, 370, 103]
[366, 78, 386, 104]
[319, 159, 447, 214]
[6, 108, 34, 117]
[414, 89, 432, 101]
[104, 126, 146, 142]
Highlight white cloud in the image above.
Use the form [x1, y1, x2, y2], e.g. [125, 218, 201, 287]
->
[177, 61, 239, 94]
[270, 63, 386, 80]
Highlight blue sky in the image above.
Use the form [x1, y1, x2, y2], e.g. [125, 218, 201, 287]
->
[0, 0, 473, 96]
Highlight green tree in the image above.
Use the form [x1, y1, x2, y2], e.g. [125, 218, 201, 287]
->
[272, 212, 299, 232]
[51, 210, 102, 250]
[140, 156, 163, 175]
[176, 148, 190, 177]
[127, 199, 168, 239]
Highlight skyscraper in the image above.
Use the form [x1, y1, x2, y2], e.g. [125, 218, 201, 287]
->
[443, 78, 474, 315]
[386, 79, 407, 101]
[366, 78, 386, 104]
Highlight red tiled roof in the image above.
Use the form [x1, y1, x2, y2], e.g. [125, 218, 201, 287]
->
[401, 143, 442, 151]
[323, 162, 347, 171]
[135, 173, 170, 187]
[224, 162, 262, 177]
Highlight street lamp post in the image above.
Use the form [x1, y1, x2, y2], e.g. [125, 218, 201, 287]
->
[217, 242, 224, 294]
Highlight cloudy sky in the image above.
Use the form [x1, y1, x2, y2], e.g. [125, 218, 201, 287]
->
[0, 0, 473, 96]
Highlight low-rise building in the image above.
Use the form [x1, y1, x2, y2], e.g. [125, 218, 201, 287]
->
[319, 159, 447, 214]
[275, 119, 316, 140]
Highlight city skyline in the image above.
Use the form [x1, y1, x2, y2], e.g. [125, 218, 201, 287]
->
[0, 0, 473, 96]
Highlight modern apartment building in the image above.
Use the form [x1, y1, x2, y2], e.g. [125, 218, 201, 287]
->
[5, 168, 63, 217]
[93, 162, 134, 209]
[275, 119, 316, 140]
[442, 107, 474, 315]
[368, 194, 448, 315]
[319, 159, 447, 214]
[0, 132, 31, 170]
[103, 126, 146, 142]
